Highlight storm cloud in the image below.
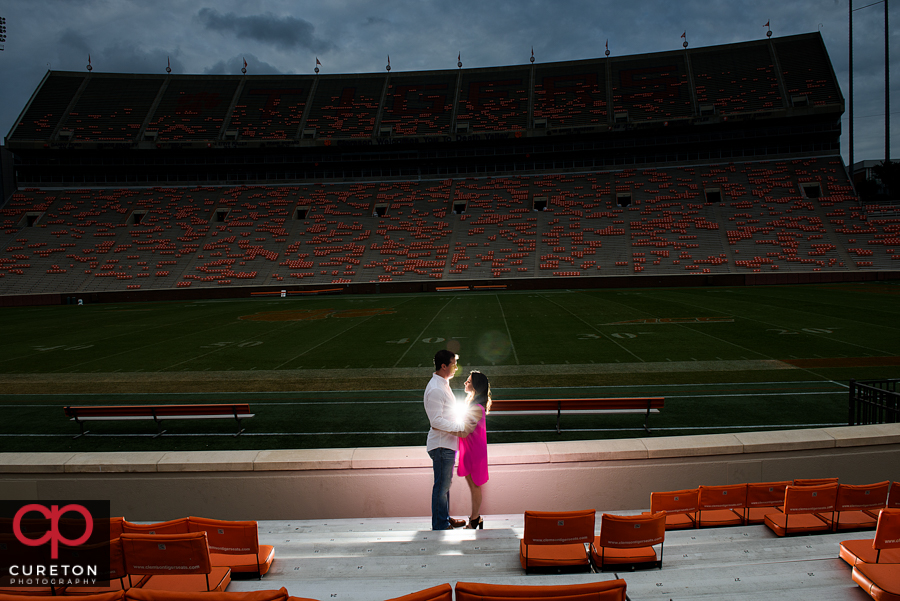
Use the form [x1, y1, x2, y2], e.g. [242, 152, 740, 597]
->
[197, 8, 335, 53]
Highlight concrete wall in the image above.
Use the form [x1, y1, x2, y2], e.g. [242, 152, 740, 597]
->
[1, 424, 899, 521]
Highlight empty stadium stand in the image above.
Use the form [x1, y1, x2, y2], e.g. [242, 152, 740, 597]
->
[1, 156, 893, 298]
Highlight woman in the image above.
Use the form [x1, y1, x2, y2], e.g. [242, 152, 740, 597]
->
[454, 370, 491, 529]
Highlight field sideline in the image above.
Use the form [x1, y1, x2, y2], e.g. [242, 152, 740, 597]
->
[1, 281, 899, 452]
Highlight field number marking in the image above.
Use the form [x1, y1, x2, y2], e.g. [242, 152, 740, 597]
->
[767, 328, 833, 335]
[33, 344, 94, 352]
[610, 333, 637, 339]
[200, 341, 263, 348]
[578, 333, 601, 340]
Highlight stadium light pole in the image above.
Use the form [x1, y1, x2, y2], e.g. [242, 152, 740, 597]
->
[849, 1, 854, 172]
[885, 0, 890, 165]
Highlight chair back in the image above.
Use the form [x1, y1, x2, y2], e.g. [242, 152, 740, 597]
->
[649, 489, 698, 515]
[699, 484, 747, 511]
[122, 517, 190, 535]
[188, 517, 260, 555]
[793, 477, 838, 487]
[596, 512, 666, 549]
[783, 483, 838, 515]
[384, 583, 452, 601]
[835, 481, 890, 513]
[746, 481, 791, 508]
[873, 509, 900, 550]
[456, 580, 627, 601]
[120, 532, 211, 575]
[522, 510, 595, 546]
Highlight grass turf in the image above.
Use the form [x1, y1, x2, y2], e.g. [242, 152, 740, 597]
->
[1, 281, 898, 452]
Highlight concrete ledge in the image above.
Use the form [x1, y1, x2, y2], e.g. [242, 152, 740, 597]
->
[642, 433, 743, 458]
[546, 439, 648, 462]
[156, 451, 260, 472]
[823, 423, 900, 447]
[734, 429, 835, 453]
[2, 424, 900, 521]
[351, 446, 429, 469]
[0, 453, 75, 473]
[65, 452, 166, 473]
[254, 448, 354, 471]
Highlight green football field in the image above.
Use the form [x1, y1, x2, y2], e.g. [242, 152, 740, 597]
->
[1, 281, 899, 452]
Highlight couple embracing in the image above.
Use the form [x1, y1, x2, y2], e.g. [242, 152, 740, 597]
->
[424, 349, 491, 531]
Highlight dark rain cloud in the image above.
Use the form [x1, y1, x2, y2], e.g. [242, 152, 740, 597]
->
[204, 54, 284, 75]
[55, 28, 186, 74]
[197, 8, 335, 52]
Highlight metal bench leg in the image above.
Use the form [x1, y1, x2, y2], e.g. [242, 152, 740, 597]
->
[556, 404, 562, 435]
[73, 420, 89, 439]
[234, 417, 244, 437]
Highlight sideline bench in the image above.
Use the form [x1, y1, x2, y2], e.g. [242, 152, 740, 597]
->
[63, 403, 254, 438]
[489, 397, 665, 434]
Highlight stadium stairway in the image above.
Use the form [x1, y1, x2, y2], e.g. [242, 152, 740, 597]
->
[230, 513, 868, 601]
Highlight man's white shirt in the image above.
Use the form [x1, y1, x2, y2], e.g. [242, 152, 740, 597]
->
[424, 372, 459, 452]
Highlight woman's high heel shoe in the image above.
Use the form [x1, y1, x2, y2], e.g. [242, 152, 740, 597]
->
[465, 516, 483, 529]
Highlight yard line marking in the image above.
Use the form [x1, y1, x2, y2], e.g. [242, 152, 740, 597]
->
[496, 294, 519, 365]
[392, 297, 456, 368]
[539, 294, 644, 362]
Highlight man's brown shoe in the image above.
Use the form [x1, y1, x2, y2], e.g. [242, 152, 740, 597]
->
[448, 517, 467, 528]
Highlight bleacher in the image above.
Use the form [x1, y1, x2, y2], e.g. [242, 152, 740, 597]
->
[2, 157, 891, 295]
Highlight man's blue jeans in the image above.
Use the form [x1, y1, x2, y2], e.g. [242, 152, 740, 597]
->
[428, 447, 456, 530]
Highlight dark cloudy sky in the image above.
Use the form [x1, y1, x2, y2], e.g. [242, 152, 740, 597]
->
[0, 0, 897, 164]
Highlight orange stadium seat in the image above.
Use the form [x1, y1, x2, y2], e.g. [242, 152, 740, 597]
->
[122, 518, 190, 535]
[648, 488, 698, 530]
[820, 482, 890, 532]
[519, 510, 595, 574]
[745, 481, 791, 525]
[840, 508, 900, 567]
[383, 584, 452, 601]
[187, 517, 274, 578]
[455, 580, 627, 601]
[697, 484, 747, 528]
[764, 483, 838, 536]
[590, 512, 666, 570]
[120, 532, 230, 593]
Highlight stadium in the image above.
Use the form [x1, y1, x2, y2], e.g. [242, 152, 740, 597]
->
[1, 26, 899, 601]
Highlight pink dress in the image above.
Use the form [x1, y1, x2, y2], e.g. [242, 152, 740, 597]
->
[457, 404, 489, 486]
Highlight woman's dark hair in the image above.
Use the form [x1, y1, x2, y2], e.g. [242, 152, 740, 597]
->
[468, 370, 492, 414]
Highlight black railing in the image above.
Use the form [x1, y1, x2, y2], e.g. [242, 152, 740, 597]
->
[848, 379, 900, 425]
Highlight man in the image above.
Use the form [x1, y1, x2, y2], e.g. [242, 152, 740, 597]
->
[424, 349, 467, 530]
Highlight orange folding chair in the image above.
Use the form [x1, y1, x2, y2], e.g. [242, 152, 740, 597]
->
[188, 516, 274, 578]
[519, 510, 595, 574]
[819, 481, 890, 532]
[648, 488, 698, 530]
[745, 481, 790, 525]
[60, 537, 142, 594]
[840, 508, 900, 567]
[384, 583, 453, 601]
[120, 532, 230, 592]
[122, 517, 190, 535]
[698, 484, 747, 528]
[590, 512, 666, 570]
[793, 477, 839, 486]
[456, 580, 627, 601]
[764, 483, 838, 536]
